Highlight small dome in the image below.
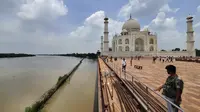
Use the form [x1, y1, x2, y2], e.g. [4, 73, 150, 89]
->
[122, 18, 140, 31]
[122, 29, 128, 32]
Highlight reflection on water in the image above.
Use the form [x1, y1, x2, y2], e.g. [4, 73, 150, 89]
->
[42, 59, 97, 112]
[0, 56, 96, 112]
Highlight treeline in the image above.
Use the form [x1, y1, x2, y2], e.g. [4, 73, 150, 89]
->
[160, 49, 200, 56]
[0, 53, 36, 58]
[57, 53, 99, 59]
[196, 49, 200, 56]
[160, 48, 185, 51]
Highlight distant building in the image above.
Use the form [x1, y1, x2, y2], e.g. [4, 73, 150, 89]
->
[100, 15, 196, 57]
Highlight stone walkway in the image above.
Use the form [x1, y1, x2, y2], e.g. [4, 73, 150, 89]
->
[108, 58, 200, 112]
[99, 58, 122, 112]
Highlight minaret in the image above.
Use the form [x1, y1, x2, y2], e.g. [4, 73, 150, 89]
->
[186, 16, 195, 57]
[101, 36, 103, 52]
[103, 17, 109, 52]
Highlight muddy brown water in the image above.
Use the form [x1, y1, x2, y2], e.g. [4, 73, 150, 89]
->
[0, 56, 97, 112]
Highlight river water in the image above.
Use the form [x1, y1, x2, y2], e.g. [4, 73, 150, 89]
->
[0, 56, 97, 112]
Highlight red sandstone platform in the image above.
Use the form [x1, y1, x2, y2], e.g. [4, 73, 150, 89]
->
[108, 58, 200, 112]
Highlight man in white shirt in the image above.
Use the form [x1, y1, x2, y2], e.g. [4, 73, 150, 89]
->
[122, 58, 126, 72]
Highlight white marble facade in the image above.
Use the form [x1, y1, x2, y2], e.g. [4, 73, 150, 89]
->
[101, 15, 196, 57]
[112, 17, 157, 53]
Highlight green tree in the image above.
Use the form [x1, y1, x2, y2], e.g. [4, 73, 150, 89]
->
[174, 48, 180, 51]
[196, 49, 200, 56]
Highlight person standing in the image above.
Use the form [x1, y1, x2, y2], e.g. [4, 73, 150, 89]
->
[170, 56, 174, 63]
[154, 65, 184, 112]
[153, 56, 156, 63]
[122, 58, 126, 72]
[130, 57, 133, 66]
[110, 56, 113, 62]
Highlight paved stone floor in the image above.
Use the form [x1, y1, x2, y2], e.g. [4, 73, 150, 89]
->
[109, 58, 200, 112]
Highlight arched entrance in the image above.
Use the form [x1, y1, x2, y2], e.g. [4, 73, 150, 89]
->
[135, 38, 144, 51]
[149, 46, 154, 51]
[118, 46, 122, 51]
[149, 38, 154, 44]
[125, 46, 129, 51]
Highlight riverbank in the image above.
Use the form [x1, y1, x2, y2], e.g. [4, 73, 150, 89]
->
[42, 58, 97, 112]
[0, 53, 35, 58]
[41, 53, 98, 59]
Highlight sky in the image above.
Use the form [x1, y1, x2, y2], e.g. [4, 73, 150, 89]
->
[0, 0, 200, 54]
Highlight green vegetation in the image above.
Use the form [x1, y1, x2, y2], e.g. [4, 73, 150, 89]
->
[160, 49, 166, 51]
[172, 48, 181, 51]
[0, 53, 35, 58]
[59, 53, 98, 59]
[41, 50, 101, 59]
[196, 49, 200, 56]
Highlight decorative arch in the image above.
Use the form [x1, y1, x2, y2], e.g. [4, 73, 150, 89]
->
[118, 39, 122, 44]
[118, 46, 122, 51]
[125, 46, 129, 51]
[135, 38, 144, 51]
[149, 38, 154, 44]
[125, 39, 129, 44]
[149, 46, 154, 51]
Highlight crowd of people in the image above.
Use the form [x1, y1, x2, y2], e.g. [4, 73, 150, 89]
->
[152, 56, 175, 63]
[176, 56, 200, 63]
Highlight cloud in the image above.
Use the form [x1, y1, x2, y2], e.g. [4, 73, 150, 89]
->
[197, 5, 200, 12]
[68, 11, 123, 52]
[144, 12, 185, 50]
[0, 10, 123, 53]
[17, 0, 68, 21]
[0, 0, 22, 14]
[159, 4, 179, 13]
[118, 0, 168, 19]
[0, 0, 69, 54]
[194, 22, 200, 28]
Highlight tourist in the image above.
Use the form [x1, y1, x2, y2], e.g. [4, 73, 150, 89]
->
[130, 57, 133, 66]
[110, 56, 113, 62]
[162, 58, 165, 63]
[170, 56, 173, 63]
[114, 57, 117, 61]
[152, 56, 156, 63]
[138, 56, 140, 60]
[165, 56, 170, 62]
[122, 58, 126, 72]
[154, 65, 184, 112]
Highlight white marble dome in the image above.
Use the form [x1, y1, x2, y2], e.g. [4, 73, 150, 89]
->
[122, 18, 140, 31]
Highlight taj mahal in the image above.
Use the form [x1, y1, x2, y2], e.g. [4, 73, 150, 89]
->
[100, 15, 196, 57]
